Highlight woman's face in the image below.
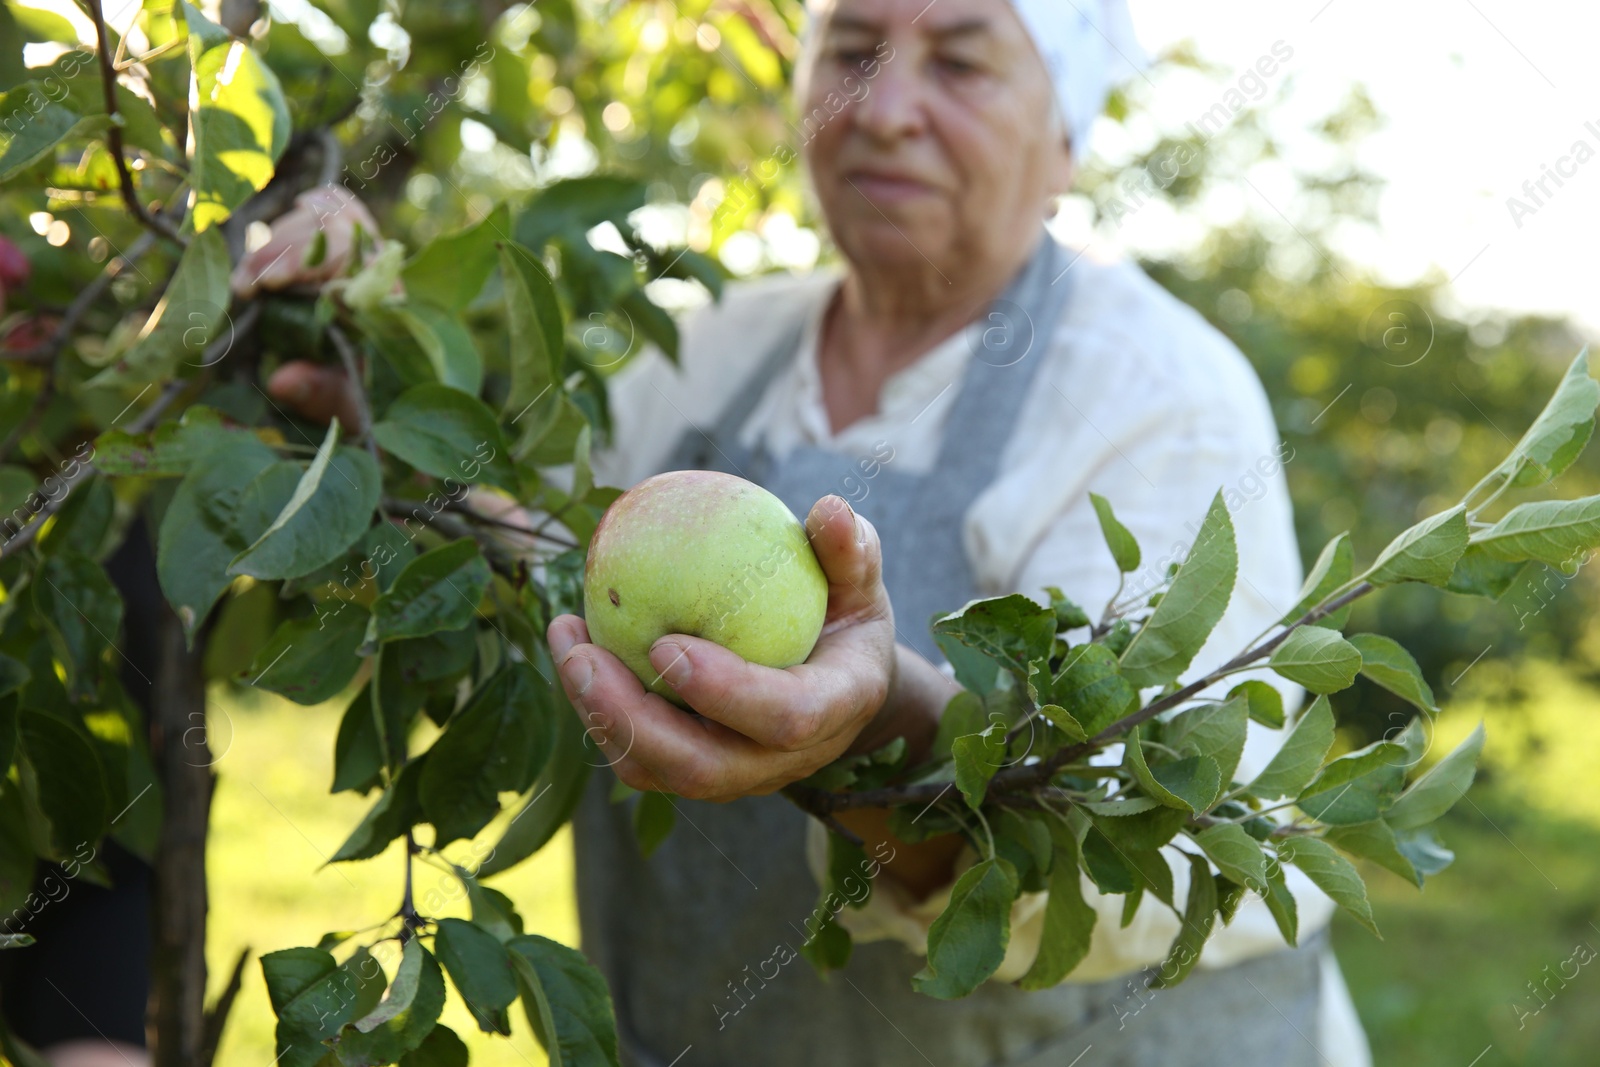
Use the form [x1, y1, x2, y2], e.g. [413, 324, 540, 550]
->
[798, 0, 1072, 281]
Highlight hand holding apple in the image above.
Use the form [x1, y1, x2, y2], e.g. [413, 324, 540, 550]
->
[547, 484, 904, 802]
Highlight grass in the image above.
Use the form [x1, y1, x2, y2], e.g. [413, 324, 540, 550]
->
[203, 660, 1600, 1065]
[1331, 659, 1600, 1066]
[205, 682, 576, 1067]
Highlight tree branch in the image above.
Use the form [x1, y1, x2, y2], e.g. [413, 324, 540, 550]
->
[1, 231, 158, 366]
[797, 580, 1378, 814]
[91, 0, 187, 247]
[0, 378, 189, 562]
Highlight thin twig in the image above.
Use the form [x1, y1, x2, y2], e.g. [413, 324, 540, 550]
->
[2, 231, 159, 365]
[91, 0, 186, 247]
[198, 947, 250, 1067]
[380, 497, 527, 579]
[0, 379, 188, 563]
[327, 323, 379, 463]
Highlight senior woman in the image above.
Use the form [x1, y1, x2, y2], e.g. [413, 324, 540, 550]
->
[267, 1, 1372, 1063]
[535, 2, 1374, 1066]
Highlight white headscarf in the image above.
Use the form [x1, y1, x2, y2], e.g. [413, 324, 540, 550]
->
[1010, 0, 1148, 160]
[799, 0, 1149, 162]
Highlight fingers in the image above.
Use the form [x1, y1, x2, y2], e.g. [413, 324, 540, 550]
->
[645, 631, 884, 754]
[266, 361, 364, 433]
[552, 626, 807, 800]
[804, 495, 891, 630]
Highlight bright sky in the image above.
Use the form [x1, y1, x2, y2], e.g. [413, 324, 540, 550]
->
[1097, 0, 1600, 335]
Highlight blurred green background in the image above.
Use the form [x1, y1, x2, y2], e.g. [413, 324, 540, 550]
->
[125, 0, 1597, 1063]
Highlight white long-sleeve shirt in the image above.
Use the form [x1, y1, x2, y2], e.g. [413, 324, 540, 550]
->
[587, 245, 1370, 1066]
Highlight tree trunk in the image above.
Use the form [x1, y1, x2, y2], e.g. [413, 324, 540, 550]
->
[147, 606, 211, 1067]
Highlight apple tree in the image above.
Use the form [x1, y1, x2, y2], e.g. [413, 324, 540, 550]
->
[2, 1, 1600, 1066]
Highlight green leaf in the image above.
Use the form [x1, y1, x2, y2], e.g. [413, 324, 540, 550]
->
[1324, 821, 1421, 887]
[478, 687, 592, 878]
[18, 711, 108, 855]
[1393, 824, 1455, 879]
[798, 912, 852, 974]
[1017, 831, 1097, 990]
[1297, 741, 1407, 825]
[1049, 644, 1137, 736]
[1385, 722, 1485, 830]
[1079, 825, 1137, 894]
[336, 943, 446, 1065]
[1347, 633, 1437, 713]
[229, 422, 381, 580]
[507, 935, 622, 1067]
[372, 383, 514, 491]
[332, 688, 385, 795]
[419, 664, 552, 846]
[264, 947, 386, 1067]
[0, 84, 106, 181]
[631, 791, 676, 858]
[1261, 861, 1299, 947]
[92, 407, 246, 476]
[932, 594, 1057, 677]
[1164, 692, 1249, 789]
[1362, 506, 1469, 587]
[1119, 491, 1237, 688]
[1036, 703, 1087, 742]
[0, 655, 27, 701]
[1471, 495, 1600, 566]
[240, 607, 369, 705]
[1088, 492, 1140, 572]
[1229, 679, 1285, 729]
[517, 175, 646, 248]
[186, 6, 291, 231]
[1282, 532, 1353, 629]
[500, 242, 564, 423]
[434, 918, 518, 1034]
[1247, 695, 1335, 800]
[461, 876, 525, 943]
[932, 636, 1003, 697]
[1148, 851, 1218, 989]
[158, 436, 281, 637]
[32, 550, 123, 700]
[1268, 626, 1361, 694]
[1122, 846, 1175, 907]
[402, 205, 510, 311]
[1487, 348, 1600, 488]
[952, 725, 1006, 810]
[393, 303, 484, 396]
[617, 287, 678, 363]
[352, 937, 424, 1033]
[1125, 728, 1221, 813]
[911, 857, 1017, 999]
[1446, 543, 1530, 599]
[399, 1024, 468, 1067]
[1191, 823, 1268, 892]
[373, 540, 491, 642]
[1278, 836, 1379, 937]
[92, 231, 232, 386]
[1091, 805, 1189, 853]
[1042, 585, 1090, 632]
[331, 758, 425, 862]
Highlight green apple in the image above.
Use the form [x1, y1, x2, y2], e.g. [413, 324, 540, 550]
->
[583, 470, 829, 706]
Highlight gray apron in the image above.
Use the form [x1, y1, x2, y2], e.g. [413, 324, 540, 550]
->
[573, 232, 1327, 1067]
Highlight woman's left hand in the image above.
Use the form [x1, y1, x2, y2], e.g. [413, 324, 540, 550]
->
[546, 494, 907, 802]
